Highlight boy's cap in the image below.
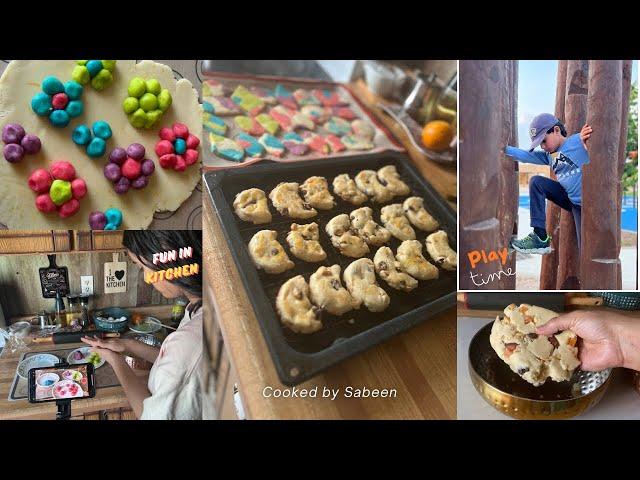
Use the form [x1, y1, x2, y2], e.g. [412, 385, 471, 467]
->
[528, 113, 559, 151]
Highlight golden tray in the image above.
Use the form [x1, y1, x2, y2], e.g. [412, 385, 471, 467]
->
[468, 321, 612, 420]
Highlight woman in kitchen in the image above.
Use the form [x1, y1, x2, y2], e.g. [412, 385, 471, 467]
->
[81, 230, 203, 420]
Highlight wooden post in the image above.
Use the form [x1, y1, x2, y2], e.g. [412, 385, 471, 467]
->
[459, 60, 517, 289]
[540, 60, 567, 289]
[581, 60, 623, 289]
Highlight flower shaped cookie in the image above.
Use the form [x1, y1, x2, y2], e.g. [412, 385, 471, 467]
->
[72, 60, 116, 91]
[154, 123, 200, 172]
[31, 77, 84, 128]
[123, 77, 172, 129]
[28, 161, 87, 218]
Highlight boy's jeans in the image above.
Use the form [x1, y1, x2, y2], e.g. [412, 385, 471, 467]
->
[529, 175, 582, 248]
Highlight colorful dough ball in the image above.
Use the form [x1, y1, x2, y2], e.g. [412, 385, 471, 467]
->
[72, 121, 112, 158]
[28, 161, 86, 218]
[123, 77, 172, 129]
[31, 77, 84, 128]
[104, 143, 154, 194]
[154, 123, 200, 172]
[89, 211, 107, 230]
[104, 208, 123, 230]
[28, 168, 52, 193]
[2, 123, 41, 163]
[72, 60, 116, 91]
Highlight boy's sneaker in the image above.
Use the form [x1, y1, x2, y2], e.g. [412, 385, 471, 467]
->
[511, 232, 552, 254]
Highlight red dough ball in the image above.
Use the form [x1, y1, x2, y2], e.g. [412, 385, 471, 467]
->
[35, 194, 57, 213]
[186, 134, 200, 150]
[159, 127, 176, 142]
[173, 123, 189, 139]
[155, 140, 174, 157]
[184, 149, 199, 166]
[159, 153, 177, 169]
[121, 158, 142, 180]
[71, 178, 87, 200]
[50, 161, 76, 181]
[28, 168, 52, 193]
[174, 155, 186, 172]
[52, 93, 69, 110]
[59, 199, 80, 218]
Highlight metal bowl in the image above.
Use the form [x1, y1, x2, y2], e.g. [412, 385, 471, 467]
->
[123, 333, 162, 371]
[468, 321, 612, 419]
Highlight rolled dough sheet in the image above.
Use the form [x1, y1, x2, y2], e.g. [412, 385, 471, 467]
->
[0, 60, 202, 229]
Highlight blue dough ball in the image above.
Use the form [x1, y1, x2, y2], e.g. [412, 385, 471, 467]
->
[87, 137, 107, 157]
[92, 121, 112, 140]
[31, 92, 52, 116]
[49, 110, 70, 127]
[72, 125, 92, 146]
[86, 60, 103, 77]
[174, 138, 187, 154]
[64, 81, 84, 101]
[104, 208, 123, 230]
[66, 100, 83, 118]
[42, 76, 64, 95]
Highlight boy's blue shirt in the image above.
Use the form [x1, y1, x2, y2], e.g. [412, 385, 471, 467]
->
[505, 133, 589, 206]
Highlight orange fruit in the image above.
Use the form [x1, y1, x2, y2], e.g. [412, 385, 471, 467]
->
[421, 120, 454, 152]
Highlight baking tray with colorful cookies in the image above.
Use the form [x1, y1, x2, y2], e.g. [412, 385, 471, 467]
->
[205, 151, 456, 385]
[201, 73, 404, 169]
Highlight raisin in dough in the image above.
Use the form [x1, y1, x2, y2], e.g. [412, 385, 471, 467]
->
[332, 174, 368, 206]
[286, 223, 327, 262]
[377, 165, 410, 196]
[325, 214, 369, 258]
[380, 204, 416, 241]
[300, 176, 335, 210]
[233, 188, 272, 224]
[269, 182, 317, 219]
[276, 275, 322, 333]
[343, 258, 390, 312]
[373, 246, 418, 292]
[426, 230, 457, 271]
[355, 170, 394, 204]
[403, 197, 439, 232]
[248, 230, 294, 274]
[349, 207, 391, 247]
[396, 240, 438, 280]
[309, 265, 358, 316]
[489, 304, 581, 386]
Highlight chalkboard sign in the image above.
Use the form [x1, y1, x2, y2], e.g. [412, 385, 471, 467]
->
[39, 255, 69, 298]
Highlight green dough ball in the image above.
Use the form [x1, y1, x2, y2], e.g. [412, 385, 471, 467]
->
[102, 60, 116, 72]
[144, 109, 163, 129]
[139, 92, 158, 112]
[91, 69, 113, 91]
[145, 79, 161, 96]
[157, 89, 172, 112]
[129, 108, 147, 128]
[49, 180, 72, 206]
[72, 65, 90, 85]
[128, 77, 146, 98]
[123, 97, 139, 114]
[76, 60, 88, 66]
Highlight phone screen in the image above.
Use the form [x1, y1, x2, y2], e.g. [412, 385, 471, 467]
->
[29, 364, 95, 403]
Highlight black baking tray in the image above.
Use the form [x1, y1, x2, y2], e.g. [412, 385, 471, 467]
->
[204, 151, 457, 385]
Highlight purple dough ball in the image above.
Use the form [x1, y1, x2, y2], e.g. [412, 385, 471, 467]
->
[131, 175, 148, 189]
[2, 123, 25, 144]
[21, 134, 41, 155]
[104, 163, 122, 182]
[89, 211, 107, 230]
[141, 159, 155, 176]
[3, 143, 24, 163]
[114, 177, 130, 194]
[109, 147, 127, 166]
[126, 143, 145, 160]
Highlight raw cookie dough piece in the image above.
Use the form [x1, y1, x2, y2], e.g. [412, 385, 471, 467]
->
[268, 105, 293, 131]
[425, 230, 457, 271]
[309, 265, 358, 316]
[234, 115, 265, 136]
[274, 84, 298, 110]
[403, 196, 439, 232]
[332, 106, 357, 120]
[286, 222, 327, 262]
[355, 170, 394, 203]
[249, 86, 277, 105]
[302, 132, 330, 154]
[490, 304, 581, 386]
[373, 246, 418, 292]
[203, 96, 240, 116]
[332, 174, 368, 205]
[290, 110, 315, 131]
[325, 134, 345, 153]
[203, 112, 227, 136]
[378, 165, 410, 196]
[203, 79, 226, 97]
[235, 133, 265, 158]
[324, 116, 352, 136]
[255, 113, 280, 135]
[396, 240, 438, 280]
[282, 132, 309, 155]
[302, 105, 330, 124]
[211, 136, 244, 162]
[233, 188, 272, 224]
[380, 204, 416, 241]
[312, 89, 348, 107]
[276, 275, 322, 334]
[258, 134, 285, 158]
[350, 206, 391, 246]
[326, 214, 369, 258]
[351, 119, 375, 140]
[293, 88, 320, 106]
[300, 176, 335, 210]
[343, 258, 390, 312]
[342, 135, 374, 151]
[231, 85, 265, 116]
[269, 182, 317, 219]
[248, 230, 295, 274]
